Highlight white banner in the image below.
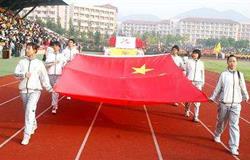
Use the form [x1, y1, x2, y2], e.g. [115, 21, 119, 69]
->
[115, 36, 136, 49]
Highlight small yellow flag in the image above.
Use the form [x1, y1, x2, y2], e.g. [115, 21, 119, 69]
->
[214, 42, 222, 53]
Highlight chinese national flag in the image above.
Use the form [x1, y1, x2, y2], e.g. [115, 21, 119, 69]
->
[54, 54, 208, 105]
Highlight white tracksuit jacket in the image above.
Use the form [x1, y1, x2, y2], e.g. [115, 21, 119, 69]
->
[185, 59, 205, 85]
[14, 57, 52, 93]
[62, 47, 78, 62]
[171, 55, 184, 70]
[210, 69, 249, 104]
[45, 52, 67, 75]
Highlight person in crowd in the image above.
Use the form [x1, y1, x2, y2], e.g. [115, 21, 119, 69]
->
[184, 49, 205, 122]
[210, 54, 249, 156]
[45, 41, 67, 114]
[14, 42, 53, 145]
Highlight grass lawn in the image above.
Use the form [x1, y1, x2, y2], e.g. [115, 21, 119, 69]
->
[0, 55, 43, 76]
[0, 52, 101, 76]
[203, 59, 250, 81]
[0, 57, 22, 76]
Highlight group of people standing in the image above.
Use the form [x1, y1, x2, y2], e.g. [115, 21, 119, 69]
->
[170, 45, 249, 156]
[14, 39, 78, 145]
[170, 45, 205, 123]
[14, 42, 249, 156]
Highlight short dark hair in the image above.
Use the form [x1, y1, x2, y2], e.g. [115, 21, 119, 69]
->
[68, 39, 75, 44]
[26, 42, 39, 53]
[171, 45, 179, 51]
[227, 54, 237, 62]
[192, 49, 201, 59]
[51, 41, 61, 48]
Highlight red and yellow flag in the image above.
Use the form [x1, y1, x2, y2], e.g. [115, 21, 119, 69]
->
[54, 54, 208, 105]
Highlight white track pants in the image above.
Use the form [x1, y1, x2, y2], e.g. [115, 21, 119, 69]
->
[214, 103, 241, 151]
[185, 82, 202, 118]
[21, 91, 41, 135]
[49, 75, 60, 108]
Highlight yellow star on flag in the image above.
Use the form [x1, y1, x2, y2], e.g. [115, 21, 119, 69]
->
[132, 64, 154, 75]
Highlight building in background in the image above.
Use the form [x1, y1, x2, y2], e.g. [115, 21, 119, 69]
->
[238, 22, 250, 41]
[21, 6, 58, 22]
[120, 20, 173, 36]
[22, 4, 250, 44]
[120, 17, 250, 44]
[176, 18, 240, 43]
[21, 4, 118, 35]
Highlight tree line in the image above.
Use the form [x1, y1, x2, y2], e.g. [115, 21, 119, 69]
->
[36, 18, 250, 53]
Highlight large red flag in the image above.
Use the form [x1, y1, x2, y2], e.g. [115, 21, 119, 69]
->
[54, 54, 208, 105]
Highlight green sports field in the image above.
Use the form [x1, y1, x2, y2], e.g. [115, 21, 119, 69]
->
[203, 59, 250, 81]
[0, 55, 43, 77]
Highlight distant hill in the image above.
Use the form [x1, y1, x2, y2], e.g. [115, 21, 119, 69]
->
[119, 14, 161, 22]
[174, 8, 250, 22]
[119, 8, 250, 23]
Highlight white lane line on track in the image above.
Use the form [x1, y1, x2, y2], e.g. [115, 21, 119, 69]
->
[239, 117, 250, 125]
[205, 82, 250, 125]
[180, 104, 240, 160]
[0, 96, 65, 148]
[0, 96, 20, 106]
[74, 103, 102, 160]
[0, 81, 19, 88]
[144, 105, 163, 160]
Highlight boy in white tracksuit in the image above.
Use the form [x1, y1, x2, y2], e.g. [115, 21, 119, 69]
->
[45, 41, 67, 114]
[170, 45, 185, 106]
[62, 39, 78, 100]
[170, 45, 185, 71]
[15, 42, 53, 145]
[185, 49, 205, 122]
[210, 55, 249, 156]
[62, 39, 78, 62]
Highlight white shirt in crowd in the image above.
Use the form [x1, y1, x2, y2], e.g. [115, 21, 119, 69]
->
[62, 47, 78, 62]
[185, 59, 205, 85]
[210, 69, 249, 104]
[45, 52, 67, 75]
[15, 57, 52, 93]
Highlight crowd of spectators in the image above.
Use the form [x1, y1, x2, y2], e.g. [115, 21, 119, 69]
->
[0, 7, 66, 58]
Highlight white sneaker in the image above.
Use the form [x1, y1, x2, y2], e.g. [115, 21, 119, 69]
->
[52, 108, 57, 114]
[231, 149, 239, 156]
[214, 136, 221, 143]
[21, 134, 30, 145]
[52, 105, 57, 114]
[193, 117, 199, 123]
[185, 111, 190, 117]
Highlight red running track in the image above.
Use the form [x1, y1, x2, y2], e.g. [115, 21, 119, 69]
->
[0, 72, 249, 160]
